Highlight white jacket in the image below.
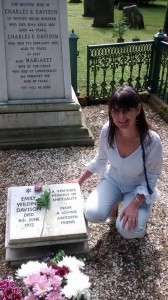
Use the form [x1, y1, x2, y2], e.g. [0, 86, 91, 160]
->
[86, 122, 163, 204]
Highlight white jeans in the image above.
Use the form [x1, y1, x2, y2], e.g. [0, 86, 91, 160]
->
[84, 179, 153, 239]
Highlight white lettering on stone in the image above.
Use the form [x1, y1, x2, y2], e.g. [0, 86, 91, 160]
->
[7, 183, 87, 244]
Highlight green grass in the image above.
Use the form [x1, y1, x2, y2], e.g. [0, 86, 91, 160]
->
[67, 0, 167, 94]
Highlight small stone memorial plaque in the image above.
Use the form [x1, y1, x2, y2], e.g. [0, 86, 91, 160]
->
[7, 183, 87, 245]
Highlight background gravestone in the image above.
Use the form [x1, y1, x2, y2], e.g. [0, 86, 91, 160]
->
[123, 5, 144, 29]
[164, 6, 168, 35]
[83, 0, 94, 17]
[92, 0, 114, 27]
[0, 0, 93, 149]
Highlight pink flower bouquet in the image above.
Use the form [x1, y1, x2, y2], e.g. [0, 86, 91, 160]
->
[14, 252, 91, 300]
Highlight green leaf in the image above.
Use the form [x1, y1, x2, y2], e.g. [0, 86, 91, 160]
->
[36, 189, 51, 209]
[51, 250, 65, 264]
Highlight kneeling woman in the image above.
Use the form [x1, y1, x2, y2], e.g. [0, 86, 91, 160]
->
[72, 85, 163, 239]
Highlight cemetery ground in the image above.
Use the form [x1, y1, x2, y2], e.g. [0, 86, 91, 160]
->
[0, 101, 168, 299]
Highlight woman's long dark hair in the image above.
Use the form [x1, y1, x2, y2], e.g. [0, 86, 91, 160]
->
[108, 85, 152, 148]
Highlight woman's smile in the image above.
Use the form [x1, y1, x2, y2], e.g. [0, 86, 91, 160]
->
[117, 119, 129, 128]
[111, 106, 141, 131]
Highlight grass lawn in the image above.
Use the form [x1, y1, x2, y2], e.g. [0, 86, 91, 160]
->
[67, 0, 167, 95]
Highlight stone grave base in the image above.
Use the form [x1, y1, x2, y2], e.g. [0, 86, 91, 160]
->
[6, 241, 89, 266]
[0, 89, 94, 149]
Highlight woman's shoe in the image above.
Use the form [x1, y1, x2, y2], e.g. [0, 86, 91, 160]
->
[106, 204, 119, 225]
[106, 216, 117, 225]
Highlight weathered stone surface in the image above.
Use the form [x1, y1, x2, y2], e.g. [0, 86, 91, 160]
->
[3, 0, 71, 100]
[6, 241, 89, 265]
[0, 1, 7, 101]
[123, 5, 144, 29]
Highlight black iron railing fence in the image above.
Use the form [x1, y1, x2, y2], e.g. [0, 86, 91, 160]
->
[155, 41, 168, 102]
[86, 36, 168, 104]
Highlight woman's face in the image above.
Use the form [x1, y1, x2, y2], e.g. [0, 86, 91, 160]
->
[111, 103, 141, 131]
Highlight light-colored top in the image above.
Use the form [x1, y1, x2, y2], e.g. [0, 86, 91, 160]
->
[86, 122, 163, 204]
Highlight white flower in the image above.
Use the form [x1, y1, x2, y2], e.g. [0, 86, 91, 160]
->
[58, 256, 85, 272]
[62, 271, 91, 300]
[16, 261, 47, 278]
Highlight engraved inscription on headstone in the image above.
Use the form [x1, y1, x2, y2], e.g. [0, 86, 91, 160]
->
[0, 0, 93, 150]
[3, 0, 65, 99]
[7, 183, 87, 244]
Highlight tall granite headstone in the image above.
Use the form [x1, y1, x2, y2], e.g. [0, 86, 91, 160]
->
[0, 0, 93, 149]
[92, 0, 114, 27]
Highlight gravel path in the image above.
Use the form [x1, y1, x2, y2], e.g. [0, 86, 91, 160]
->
[0, 102, 168, 300]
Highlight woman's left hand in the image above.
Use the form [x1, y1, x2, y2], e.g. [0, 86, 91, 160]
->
[120, 202, 139, 230]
